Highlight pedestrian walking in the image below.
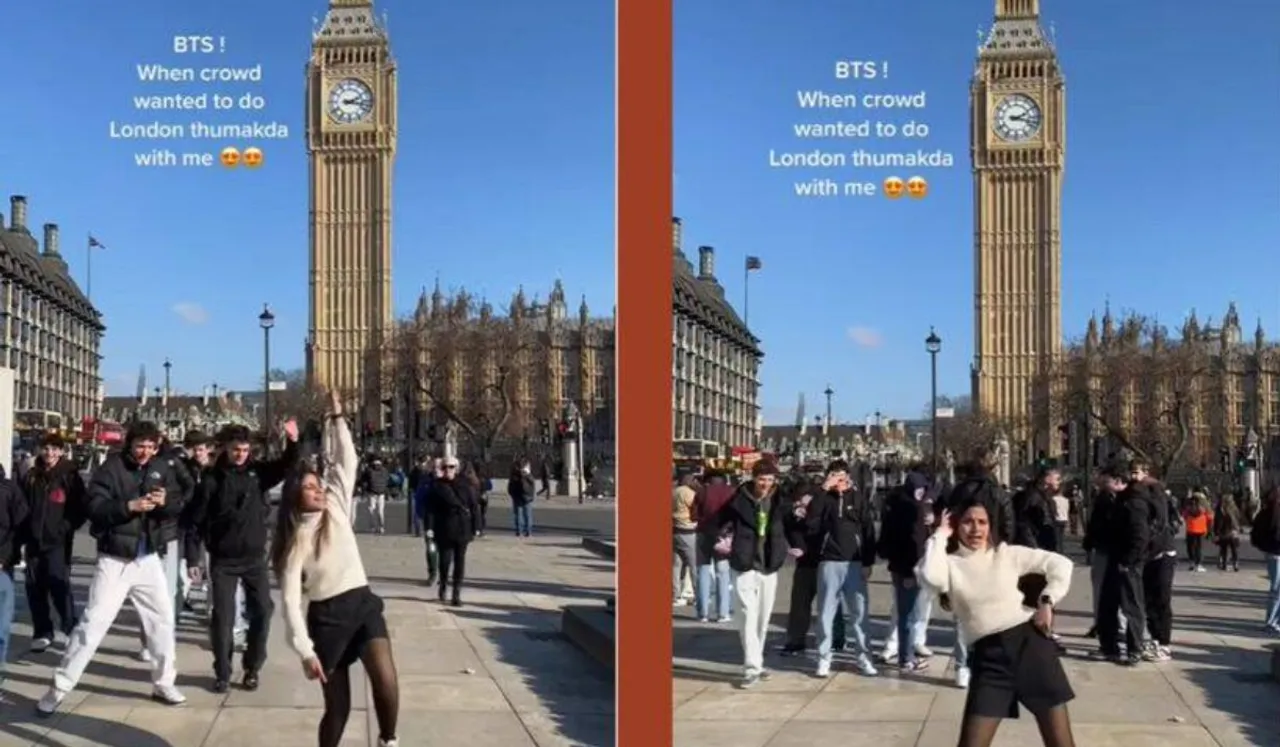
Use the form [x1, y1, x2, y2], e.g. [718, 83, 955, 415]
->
[427, 457, 479, 606]
[1213, 494, 1242, 572]
[187, 422, 299, 693]
[672, 472, 699, 606]
[916, 497, 1077, 747]
[0, 464, 30, 686]
[713, 460, 801, 688]
[413, 458, 442, 584]
[276, 391, 400, 747]
[509, 459, 536, 537]
[37, 421, 187, 714]
[466, 462, 490, 536]
[20, 433, 86, 653]
[1249, 487, 1280, 634]
[360, 458, 390, 534]
[1182, 491, 1211, 572]
[810, 460, 878, 678]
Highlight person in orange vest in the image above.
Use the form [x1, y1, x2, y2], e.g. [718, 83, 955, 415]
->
[1182, 491, 1212, 573]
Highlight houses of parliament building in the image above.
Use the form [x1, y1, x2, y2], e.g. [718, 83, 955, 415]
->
[0, 195, 103, 422]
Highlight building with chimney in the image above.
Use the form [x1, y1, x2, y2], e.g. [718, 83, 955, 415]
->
[0, 195, 103, 423]
[671, 218, 762, 447]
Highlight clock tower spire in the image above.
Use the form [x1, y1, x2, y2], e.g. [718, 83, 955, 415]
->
[970, 0, 1064, 451]
[305, 0, 397, 424]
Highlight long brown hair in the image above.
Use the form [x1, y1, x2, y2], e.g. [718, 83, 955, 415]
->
[271, 466, 331, 578]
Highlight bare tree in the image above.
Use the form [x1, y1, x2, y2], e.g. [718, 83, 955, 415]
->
[936, 411, 1012, 463]
[266, 368, 328, 420]
[1039, 314, 1212, 477]
[921, 394, 973, 419]
[385, 292, 540, 458]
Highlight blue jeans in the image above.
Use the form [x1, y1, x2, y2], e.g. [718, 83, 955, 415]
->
[513, 503, 533, 536]
[816, 561, 870, 662]
[1266, 554, 1280, 630]
[954, 625, 968, 668]
[695, 534, 732, 618]
[0, 572, 14, 675]
[892, 573, 922, 666]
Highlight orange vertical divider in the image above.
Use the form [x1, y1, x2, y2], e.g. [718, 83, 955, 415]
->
[616, 0, 673, 744]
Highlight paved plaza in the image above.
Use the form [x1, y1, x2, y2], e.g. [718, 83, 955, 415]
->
[0, 530, 615, 746]
[673, 547, 1280, 746]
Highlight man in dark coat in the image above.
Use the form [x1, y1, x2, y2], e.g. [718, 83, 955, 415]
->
[427, 456, 480, 606]
[21, 433, 88, 652]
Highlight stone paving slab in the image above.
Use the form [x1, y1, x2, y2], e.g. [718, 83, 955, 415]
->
[0, 532, 615, 746]
[674, 547, 1280, 746]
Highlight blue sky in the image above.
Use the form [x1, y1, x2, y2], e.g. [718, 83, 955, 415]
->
[676, 0, 1280, 426]
[1, 0, 614, 396]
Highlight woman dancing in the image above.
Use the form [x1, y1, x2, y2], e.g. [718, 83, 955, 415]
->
[273, 391, 400, 747]
[916, 494, 1076, 747]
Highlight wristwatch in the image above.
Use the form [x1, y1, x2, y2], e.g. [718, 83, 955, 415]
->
[1037, 594, 1054, 608]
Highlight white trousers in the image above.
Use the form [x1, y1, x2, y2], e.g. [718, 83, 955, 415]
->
[368, 494, 386, 532]
[56, 553, 177, 691]
[733, 570, 779, 676]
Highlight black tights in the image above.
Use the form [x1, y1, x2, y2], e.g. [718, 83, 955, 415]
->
[958, 705, 1075, 747]
[1217, 539, 1239, 568]
[319, 637, 401, 747]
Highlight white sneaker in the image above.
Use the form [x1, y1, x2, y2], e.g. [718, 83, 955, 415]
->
[378, 740, 399, 747]
[151, 685, 186, 706]
[815, 659, 832, 678]
[1195, 566, 1206, 573]
[137, 647, 153, 663]
[716, 615, 732, 623]
[853, 654, 878, 676]
[956, 666, 972, 689]
[36, 687, 67, 715]
[30, 637, 53, 653]
[914, 644, 934, 658]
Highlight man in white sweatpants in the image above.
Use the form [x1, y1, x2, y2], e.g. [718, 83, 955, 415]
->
[38, 422, 188, 714]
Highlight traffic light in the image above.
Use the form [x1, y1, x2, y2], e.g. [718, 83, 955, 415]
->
[1234, 448, 1246, 473]
[380, 397, 394, 429]
[1036, 449, 1050, 469]
[538, 419, 551, 444]
[1218, 446, 1231, 472]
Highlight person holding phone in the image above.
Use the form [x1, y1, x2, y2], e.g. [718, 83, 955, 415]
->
[916, 495, 1077, 747]
[38, 421, 187, 715]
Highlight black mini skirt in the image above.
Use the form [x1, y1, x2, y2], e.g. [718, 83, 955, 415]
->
[306, 585, 389, 674]
[965, 619, 1074, 719]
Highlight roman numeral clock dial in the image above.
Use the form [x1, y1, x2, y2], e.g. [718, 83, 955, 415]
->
[328, 78, 374, 124]
[993, 93, 1042, 142]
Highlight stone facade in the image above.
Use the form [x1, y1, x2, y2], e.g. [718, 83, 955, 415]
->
[671, 218, 762, 448]
[0, 195, 102, 421]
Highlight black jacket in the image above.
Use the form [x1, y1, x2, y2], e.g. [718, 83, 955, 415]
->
[812, 489, 877, 566]
[715, 484, 802, 574]
[877, 486, 931, 576]
[1081, 489, 1115, 554]
[21, 457, 88, 552]
[508, 471, 536, 505]
[1250, 502, 1280, 555]
[1012, 485, 1055, 549]
[1139, 481, 1178, 559]
[189, 441, 298, 564]
[939, 471, 1013, 545]
[0, 478, 29, 570]
[427, 478, 480, 544]
[85, 453, 185, 560]
[178, 457, 209, 566]
[1107, 486, 1152, 569]
[362, 465, 390, 495]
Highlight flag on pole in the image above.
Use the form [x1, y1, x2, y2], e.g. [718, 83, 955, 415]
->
[745, 255, 762, 271]
[88, 235, 105, 249]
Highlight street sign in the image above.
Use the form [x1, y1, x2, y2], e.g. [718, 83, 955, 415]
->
[267, 381, 287, 391]
[935, 407, 955, 418]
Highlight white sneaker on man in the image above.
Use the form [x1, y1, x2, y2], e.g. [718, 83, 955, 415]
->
[36, 687, 67, 715]
[30, 637, 53, 653]
[137, 647, 153, 664]
[151, 685, 187, 706]
[378, 739, 399, 747]
[815, 659, 832, 678]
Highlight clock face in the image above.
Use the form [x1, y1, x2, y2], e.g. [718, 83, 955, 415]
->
[993, 94, 1042, 142]
[328, 78, 374, 124]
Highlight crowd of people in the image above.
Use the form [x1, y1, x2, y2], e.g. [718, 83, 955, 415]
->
[0, 390, 404, 747]
[672, 447, 1280, 747]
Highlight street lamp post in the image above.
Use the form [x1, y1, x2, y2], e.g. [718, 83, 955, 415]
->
[259, 304, 275, 438]
[163, 358, 172, 401]
[926, 327, 942, 472]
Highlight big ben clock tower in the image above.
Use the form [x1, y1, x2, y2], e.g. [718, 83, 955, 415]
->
[970, 0, 1063, 447]
[305, 0, 397, 421]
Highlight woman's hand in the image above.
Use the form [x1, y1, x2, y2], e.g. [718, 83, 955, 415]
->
[1032, 602, 1054, 635]
[328, 389, 343, 416]
[302, 657, 327, 683]
[934, 509, 953, 538]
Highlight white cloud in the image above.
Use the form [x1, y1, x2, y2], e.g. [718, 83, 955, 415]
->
[846, 326, 883, 348]
[171, 302, 209, 325]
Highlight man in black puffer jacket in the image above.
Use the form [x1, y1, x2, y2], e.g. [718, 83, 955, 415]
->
[810, 460, 877, 677]
[21, 433, 88, 653]
[187, 422, 299, 693]
[1012, 467, 1060, 550]
[37, 421, 187, 715]
[877, 471, 933, 672]
[427, 456, 480, 606]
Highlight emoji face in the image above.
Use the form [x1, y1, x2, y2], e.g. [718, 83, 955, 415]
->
[906, 176, 928, 199]
[882, 176, 904, 199]
[220, 147, 240, 168]
[242, 147, 263, 168]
